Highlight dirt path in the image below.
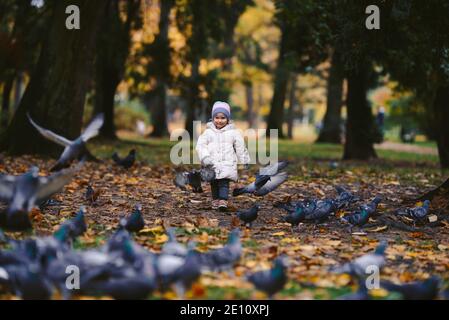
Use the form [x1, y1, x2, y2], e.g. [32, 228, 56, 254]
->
[375, 141, 438, 155]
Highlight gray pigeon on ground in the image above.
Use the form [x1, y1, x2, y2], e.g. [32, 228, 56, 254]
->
[236, 204, 260, 228]
[396, 200, 431, 221]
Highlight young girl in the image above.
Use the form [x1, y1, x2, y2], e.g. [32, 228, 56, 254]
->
[196, 101, 250, 211]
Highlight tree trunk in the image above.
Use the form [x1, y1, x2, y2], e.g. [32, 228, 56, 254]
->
[185, 59, 200, 138]
[150, 0, 173, 137]
[0, 0, 106, 155]
[433, 85, 449, 169]
[1, 74, 14, 127]
[94, 0, 141, 140]
[244, 81, 255, 128]
[316, 49, 344, 144]
[343, 63, 377, 160]
[417, 177, 449, 211]
[13, 72, 24, 110]
[266, 30, 289, 138]
[287, 74, 297, 139]
[149, 83, 168, 137]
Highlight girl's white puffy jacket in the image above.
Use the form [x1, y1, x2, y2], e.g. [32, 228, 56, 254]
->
[196, 122, 250, 181]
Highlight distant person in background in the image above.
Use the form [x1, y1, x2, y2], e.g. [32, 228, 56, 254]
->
[136, 120, 146, 136]
[375, 106, 386, 142]
[376, 106, 385, 130]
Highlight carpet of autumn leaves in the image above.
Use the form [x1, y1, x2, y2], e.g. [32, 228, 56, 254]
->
[0, 146, 448, 300]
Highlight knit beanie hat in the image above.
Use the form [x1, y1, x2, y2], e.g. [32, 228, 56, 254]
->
[211, 101, 231, 120]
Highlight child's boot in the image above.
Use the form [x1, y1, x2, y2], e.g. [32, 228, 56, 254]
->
[218, 199, 228, 212]
[211, 200, 220, 209]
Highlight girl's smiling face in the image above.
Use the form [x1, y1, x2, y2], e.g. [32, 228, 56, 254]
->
[213, 113, 228, 129]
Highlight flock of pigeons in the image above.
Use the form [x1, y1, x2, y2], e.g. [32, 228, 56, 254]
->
[0, 116, 446, 300]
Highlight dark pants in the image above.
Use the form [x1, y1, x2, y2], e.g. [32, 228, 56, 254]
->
[210, 179, 230, 200]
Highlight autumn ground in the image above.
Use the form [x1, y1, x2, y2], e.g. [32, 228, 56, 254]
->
[0, 136, 448, 300]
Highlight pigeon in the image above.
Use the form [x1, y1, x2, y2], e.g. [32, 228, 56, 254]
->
[233, 172, 288, 197]
[337, 278, 370, 300]
[58, 206, 88, 241]
[335, 185, 360, 209]
[258, 160, 289, 176]
[38, 198, 62, 211]
[396, 200, 431, 221]
[247, 256, 288, 298]
[27, 113, 103, 171]
[0, 228, 7, 243]
[275, 198, 317, 216]
[304, 199, 336, 223]
[112, 149, 136, 169]
[85, 185, 100, 204]
[119, 204, 145, 233]
[253, 161, 289, 191]
[199, 228, 242, 272]
[359, 196, 382, 216]
[341, 208, 370, 230]
[283, 205, 307, 230]
[2, 263, 54, 299]
[380, 276, 440, 300]
[171, 242, 202, 297]
[161, 228, 188, 258]
[174, 170, 203, 193]
[75, 236, 157, 299]
[200, 165, 215, 182]
[236, 204, 260, 228]
[0, 163, 82, 231]
[330, 241, 388, 277]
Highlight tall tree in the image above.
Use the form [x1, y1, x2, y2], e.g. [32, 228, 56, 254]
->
[267, 0, 330, 138]
[316, 48, 344, 144]
[343, 62, 377, 159]
[0, 0, 46, 128]
[94, 0, 141, 139]
[266, 27, 290, 138]
[0, 0, 106, 155]
[176, 0, 222, 137]
[147, 0, 173, 137]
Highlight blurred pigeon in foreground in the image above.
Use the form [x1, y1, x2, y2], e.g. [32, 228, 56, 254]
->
[112, 149, 136, 169]
[28, 113, 103, 171]
[247, 256, 288, 298]
[380, 276, 440, 300]
[0, 163, 82, 231]
[119, 204, 145, 233]
[199, 229, 241, 272]
[337, 278, 370, 300]
[161, 228, 188, 258]
[236, 204, 260, 228]
[58, 206, 88, 242]
[159, 242, 202, 297]
[330, 241, 388, 277]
